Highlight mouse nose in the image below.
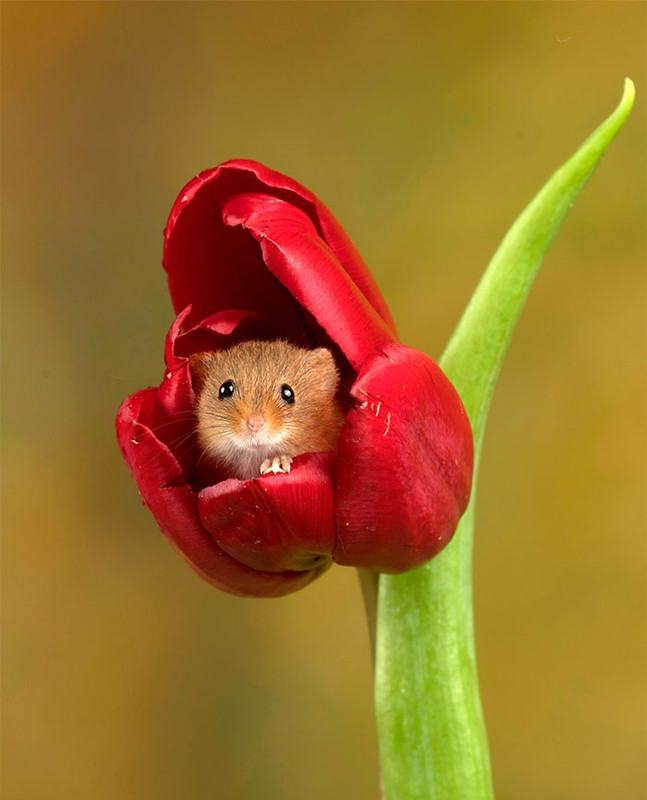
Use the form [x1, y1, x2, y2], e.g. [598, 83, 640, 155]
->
[246, 414, 266, 433]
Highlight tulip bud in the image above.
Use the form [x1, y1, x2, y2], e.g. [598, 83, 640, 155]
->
[116, 160, 473, 596]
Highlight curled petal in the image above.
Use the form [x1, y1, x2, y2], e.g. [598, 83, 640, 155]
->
[159, 320, 195, 423]
[173, 309, 271, 358]
[334, 343, 474, 572]
[222, 194, 395, 371]
[198, 453, 336, 574]
[164, 305, 194, 371]
[163, 159, 396, 336]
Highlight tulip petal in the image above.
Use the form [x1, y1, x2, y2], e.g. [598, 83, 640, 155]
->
[116, 390, 327, 597]
[223, 160, 397, 333]
[198, 453, 336, 573]
[221, 194, 395, 371]
[334, 343, 474, 572]
[173, 308, 272, 358]
[163, 160, 396, 337]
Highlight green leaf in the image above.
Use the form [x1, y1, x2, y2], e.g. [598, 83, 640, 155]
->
[374, 79, 634, 800]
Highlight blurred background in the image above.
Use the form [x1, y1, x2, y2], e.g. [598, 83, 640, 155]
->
[2, 3, 644, 799]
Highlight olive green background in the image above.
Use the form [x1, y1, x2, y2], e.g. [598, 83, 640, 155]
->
[3, 3, 644, 799]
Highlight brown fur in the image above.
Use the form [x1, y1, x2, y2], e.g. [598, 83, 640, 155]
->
[189, 340, 343, 479]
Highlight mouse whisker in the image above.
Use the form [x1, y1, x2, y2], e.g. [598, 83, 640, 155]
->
[132, 427, 199, 473]
[129, 411, 197, 442]
[193, 447, 215, 474]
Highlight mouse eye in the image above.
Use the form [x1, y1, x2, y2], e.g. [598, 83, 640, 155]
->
[218, 380, 235, 400]
[280, 384, 295, 405]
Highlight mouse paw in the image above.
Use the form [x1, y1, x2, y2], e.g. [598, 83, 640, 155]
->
[260, 455, 293, 476]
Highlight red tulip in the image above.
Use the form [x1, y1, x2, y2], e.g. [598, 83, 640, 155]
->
[116, 160, 473, 597]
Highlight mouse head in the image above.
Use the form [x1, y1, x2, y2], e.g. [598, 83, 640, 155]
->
[189, 340, 339, 471]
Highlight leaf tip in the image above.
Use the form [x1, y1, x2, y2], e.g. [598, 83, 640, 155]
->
[622, 77, 635, 109]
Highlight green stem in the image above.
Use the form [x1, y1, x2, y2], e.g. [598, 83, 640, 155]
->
[373, 79, 634, 799]
[358, 568, 379, 663]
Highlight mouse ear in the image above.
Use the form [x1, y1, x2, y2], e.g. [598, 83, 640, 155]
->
[309, 348, 339, 393]
[188, 351, 216, 393]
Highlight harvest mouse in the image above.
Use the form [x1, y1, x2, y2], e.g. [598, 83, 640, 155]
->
[190, 340, 344, 480]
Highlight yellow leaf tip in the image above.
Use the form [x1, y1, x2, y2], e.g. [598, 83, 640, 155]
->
[622, 77, 635, 107]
